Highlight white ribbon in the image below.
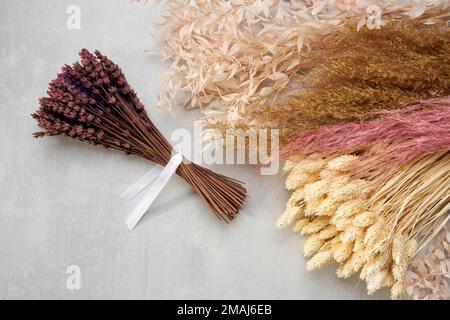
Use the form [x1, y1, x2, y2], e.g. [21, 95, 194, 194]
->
[121, 154, 183, 230]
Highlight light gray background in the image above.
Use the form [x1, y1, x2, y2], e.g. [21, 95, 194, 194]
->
[0, 0, 389, 300]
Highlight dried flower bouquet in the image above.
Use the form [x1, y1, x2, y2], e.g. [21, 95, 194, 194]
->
[148, 0, 450, 145]
[32, 49, 247, 223]
[277, 97, 449, 299]
[207, 21, 450, 145]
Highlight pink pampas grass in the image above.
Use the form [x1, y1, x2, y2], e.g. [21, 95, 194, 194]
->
[280, 96, 450, 181]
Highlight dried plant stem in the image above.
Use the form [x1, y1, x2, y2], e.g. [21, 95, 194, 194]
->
[33, 49, 247, 223]
[210, 22, 450, 146]
[369, 153, 450, 254]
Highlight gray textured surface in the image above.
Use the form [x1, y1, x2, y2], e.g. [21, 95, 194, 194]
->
[0, 0, 389, 300]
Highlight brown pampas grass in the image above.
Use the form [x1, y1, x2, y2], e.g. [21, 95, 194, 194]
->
[209, 21, 450, 146]
[278, 153, 449, 299]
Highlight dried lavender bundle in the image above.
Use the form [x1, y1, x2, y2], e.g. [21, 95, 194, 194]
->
[209, 21, 450, 146]
[32, 49, 247, 223]
[280, 97, 450, 183]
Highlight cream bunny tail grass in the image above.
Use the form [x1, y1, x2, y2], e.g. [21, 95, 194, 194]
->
[278, 153, 449, 299]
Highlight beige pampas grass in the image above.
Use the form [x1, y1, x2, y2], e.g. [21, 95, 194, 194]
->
[278, 153, 449, 299]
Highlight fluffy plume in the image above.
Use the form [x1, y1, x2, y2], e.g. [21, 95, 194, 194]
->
[208, 21, 450, 146]
[281, 97, 450, 183]
[136, 0, 450, 148]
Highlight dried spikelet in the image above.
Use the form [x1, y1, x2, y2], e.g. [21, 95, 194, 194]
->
[353, 232, 366, 253]
[382, 273, 395, 289]
[406, 238, 418, 259]
[368, 227, 391, 253]
[364, 220, 386, 246]
[328, 176, 351, 191]
[366, 269, 391, 295]
[313, 197, 338, 216]
[336, 251, 366, 279]
[332, 216, 353, 231]
[327, 155, 358, 172]
[285, 165, 318, 190]
[341, 226, 363, 244]
[293, 218, 310, 233]
[334, 241, 353, 263]
[282, 98, 450, 159]
[393, 235, 408, 265]
[353, 211, 377, 228]
[285, 173, 310, 190]
[318, 225, 340, 241]
[393, 263, 408, 284]
[336, 264, 349, 279]
[319, 236, 340, 252]
[304, 180, 329, 202]
[282, 98, 450, 185]
[349, 252, 367, 275]
[329, 237, 342, 254]
[319, 169, 334, 181]
[277, 204, 304, 229]
[297, 159, 325, 174]
[359, 265, 371, 281]
[329, 183, 363, 202]
[283, 160, 297, 174]
[391, 280, 408, 300]
[361, 252, 391, 280]
[304, 233, 326, 258]
[288, 187, 305, 206]
[306, 250, 333, 271]
[304, 197, 324, 217]
[335, 199, 365, 219]
[279, 146, 449, 299]
[300, 217, 329, 235]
